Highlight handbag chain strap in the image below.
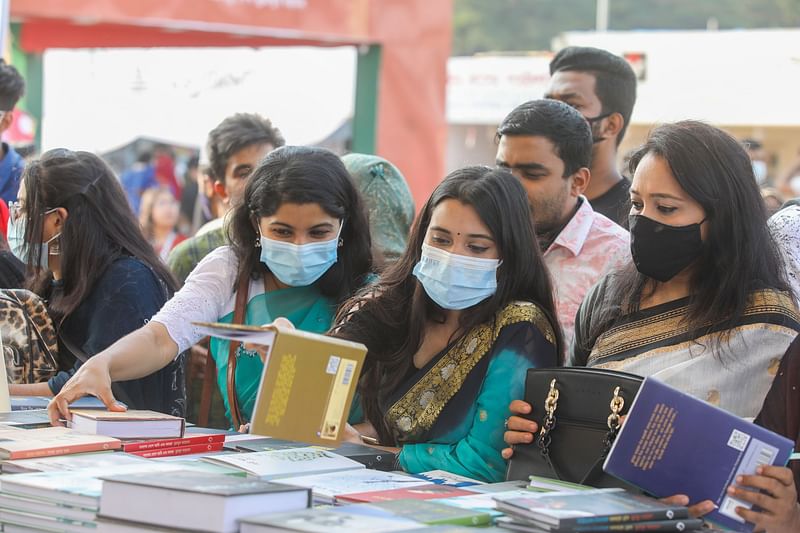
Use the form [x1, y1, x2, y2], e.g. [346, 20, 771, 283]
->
[537, 379, 559, 463]
[602, 386, 625, 452]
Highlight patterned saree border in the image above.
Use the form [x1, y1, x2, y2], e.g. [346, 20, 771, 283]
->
[385, 301, 555, 442]
[588, 290, 800, 366]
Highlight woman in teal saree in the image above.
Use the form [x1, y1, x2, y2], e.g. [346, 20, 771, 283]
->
[335, 166, 561, 482]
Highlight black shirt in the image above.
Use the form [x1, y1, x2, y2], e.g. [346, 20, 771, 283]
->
[0, 251, 23, 289]
[48, 257, 186, 416]
[589, 178, 631, 229]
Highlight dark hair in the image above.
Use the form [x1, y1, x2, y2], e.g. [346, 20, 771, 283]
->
[497, 99, 593, 177]
[549, 46, 637, 146]
[136, 151, 152, 164]
[742, 138, 763, 151]
[228, 145, 373, 304]
[207, 113, 285, 184]
[332, 166, 562, 444]
[585, 121, 791, 353]
[22, 150, 178, 319]
[0, 60, 24, 111]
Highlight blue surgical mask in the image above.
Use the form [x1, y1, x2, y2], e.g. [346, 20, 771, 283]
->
[412, 243, 500, 310]
[259, 225, 342, 287]
[7, 213, 60, 270]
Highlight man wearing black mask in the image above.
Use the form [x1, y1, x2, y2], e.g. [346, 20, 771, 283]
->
[546, 46, 637, 227]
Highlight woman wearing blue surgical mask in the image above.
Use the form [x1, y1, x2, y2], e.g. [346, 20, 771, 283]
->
[48, 146, 373, 428]
[330, 166, 561, 483]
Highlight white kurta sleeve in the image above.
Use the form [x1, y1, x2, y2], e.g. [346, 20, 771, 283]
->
[151, 246, 238, 354]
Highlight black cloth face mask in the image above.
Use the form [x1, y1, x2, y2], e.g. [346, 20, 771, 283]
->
[629, 214, 705, 282]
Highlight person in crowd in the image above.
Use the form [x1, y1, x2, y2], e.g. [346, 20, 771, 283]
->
[139, 187, 186, 262]
[178, 154, 200, 235]
[769, 204, 800, 306]
[6, 149, 184, 415]
[495, 99, 629, 345]
[0, 232, 23, 288]
[546, 46, 637, 227]
[762, 187, 786, 217]
[0, 60, 26, 204]
[153, 145, 181, 201]
[120, 151, 157, 215]
[332, 166, 560, 483]
[755, 336, 800, 507]
[776, 146, 800, 199]
[743, 138, 770, 186]
[504, 120, 799, 451]
[168, 113, 285, 284]
[48, 146, 373, 428]
[342, 153, 415, 265]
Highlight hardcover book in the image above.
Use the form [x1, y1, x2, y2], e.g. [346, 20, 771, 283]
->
[603, 377, 794, 532]
[99, 471, 311, 533]
[193, 321, 367, 446]
[0, 426, 121, 459]
[493, 488, 688, 529]
[69, 410, 185, 439]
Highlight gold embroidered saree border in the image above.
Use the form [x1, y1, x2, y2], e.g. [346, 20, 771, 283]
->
[588, 289, 800, 366]
[385, 301, 554, 442]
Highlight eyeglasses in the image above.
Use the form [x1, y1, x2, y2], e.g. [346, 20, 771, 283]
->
[7, 201, 58, 222]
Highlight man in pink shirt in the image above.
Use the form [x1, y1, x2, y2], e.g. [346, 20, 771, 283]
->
[496, 99, 629, 348]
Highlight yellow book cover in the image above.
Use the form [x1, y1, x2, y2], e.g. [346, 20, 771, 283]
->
[193, 322, 367, 446]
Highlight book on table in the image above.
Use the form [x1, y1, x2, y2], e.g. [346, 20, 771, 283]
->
[235, 438, 398, 470]
[277, 469, 430, 504]
[237, 504, 423, 533]
[335, 483, 477, 504]
[193, 321, 367, 446]
[0, 426, 120, 459]
[201, 446, 365, 479]
[495, 515, 706, 532]
[603, 377, 795, 532]
[69, 409, 185, 439]
[492, 488, 689, 530]
[370, 499, 492, 527]
[1, 450, 149, 474]
[98, 471, 311, 533]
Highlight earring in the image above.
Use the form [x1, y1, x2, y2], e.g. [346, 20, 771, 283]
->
[338, 238, 344, 248]
[254, 238, 261, 248]
[49, 238, 61, 256]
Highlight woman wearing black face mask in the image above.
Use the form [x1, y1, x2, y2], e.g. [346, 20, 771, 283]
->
[502, 121, 800, 523]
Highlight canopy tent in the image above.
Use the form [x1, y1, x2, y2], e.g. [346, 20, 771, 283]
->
[9, 0, 452, 206]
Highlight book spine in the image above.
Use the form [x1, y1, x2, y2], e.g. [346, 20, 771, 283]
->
[575, 520, 701, 532]
[568, 510, 687, 527]
[129, 442, 224, 458]
[122, 434, 225, 452]
[9, 441, 121, 460]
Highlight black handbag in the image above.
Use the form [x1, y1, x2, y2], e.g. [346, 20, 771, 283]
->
[506, 367, 643, 489]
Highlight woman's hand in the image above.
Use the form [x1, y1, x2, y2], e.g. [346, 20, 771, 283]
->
[243, 318, 296, 363]
[728, 465, 800, 533]
[47, 356, 125, 426]
[342, 423, 363, 444]
[659, 494, 716, 518]
[501, 400, 538, 460]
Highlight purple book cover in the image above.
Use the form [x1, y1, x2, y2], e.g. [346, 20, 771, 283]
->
[603, 377, 794, 532]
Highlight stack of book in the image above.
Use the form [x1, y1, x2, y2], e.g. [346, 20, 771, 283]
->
[120, 432, 226, 458]
[492, 488, 703, 532]
[69, 410, 185, 440]
[0, 426, 121, 460]
[95, 471, 311, 533]
[0, 461, 186, 533]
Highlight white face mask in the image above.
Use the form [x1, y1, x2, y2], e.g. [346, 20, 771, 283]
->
[412, 243, 501, 310]
[752, 160, 768, 185]
[7, 209, 61, 270]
